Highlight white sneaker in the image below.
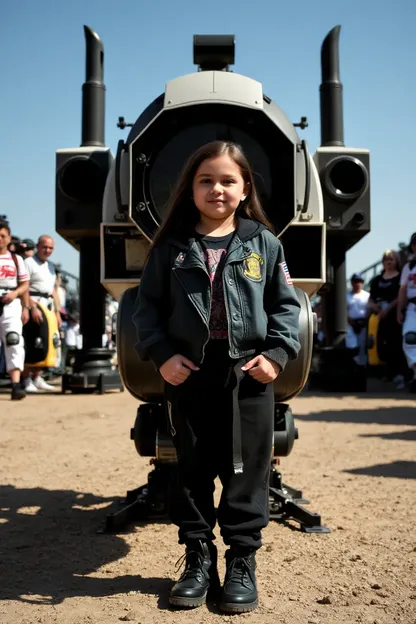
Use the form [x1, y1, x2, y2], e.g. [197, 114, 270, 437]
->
[24, 379, 38, 393]
[33, 377, 56, 391]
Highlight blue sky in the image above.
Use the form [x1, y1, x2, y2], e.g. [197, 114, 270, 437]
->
[1, 0, 415, 280]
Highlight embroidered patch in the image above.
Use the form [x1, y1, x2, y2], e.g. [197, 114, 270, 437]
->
[243, 252, 264, 282]
[280, 261, 293, 286]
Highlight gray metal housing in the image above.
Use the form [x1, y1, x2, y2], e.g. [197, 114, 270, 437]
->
[102, 70, 326, 300]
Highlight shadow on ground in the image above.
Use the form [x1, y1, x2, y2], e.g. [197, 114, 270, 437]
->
[344, 460, 416, 480]
[295, 406, 416, 427]
[0, 485, 172, 605]
[360, 429, 416, 441]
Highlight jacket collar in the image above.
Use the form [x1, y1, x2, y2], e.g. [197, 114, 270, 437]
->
[235, 216, 266, 242]
[170, 217, 267, 268]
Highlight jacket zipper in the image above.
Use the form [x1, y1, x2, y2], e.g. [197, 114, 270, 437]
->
[172, 239, 251, 362]
[172, 265, 212, 363]
[222, 265, 235, 356]
[222, 243, 252, 356]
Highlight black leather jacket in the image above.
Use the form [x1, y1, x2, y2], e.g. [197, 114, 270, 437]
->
[133, 218, 301, 371]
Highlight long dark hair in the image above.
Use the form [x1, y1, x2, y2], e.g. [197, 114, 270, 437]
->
[149, 140, 273, 252]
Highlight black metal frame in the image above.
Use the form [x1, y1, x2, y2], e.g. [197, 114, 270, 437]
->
[103, 402, 330, 535]
[103, 460, 329, 534]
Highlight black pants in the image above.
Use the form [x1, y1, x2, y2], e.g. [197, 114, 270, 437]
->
[377, 315, 406, 379]
[165, 341, 274, 551]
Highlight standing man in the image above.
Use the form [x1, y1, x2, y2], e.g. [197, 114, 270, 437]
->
[397, 232, 416, 392]
[23, 235, 61, 392]
[0, 220, 29, 400]
[346, 273, 370, 368]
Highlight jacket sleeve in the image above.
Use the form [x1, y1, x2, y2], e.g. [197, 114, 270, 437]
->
[261, 239, 301, 371]
[132, 245, 177, 370]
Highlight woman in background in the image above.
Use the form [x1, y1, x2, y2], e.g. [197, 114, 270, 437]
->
[368, 250, 406, 388]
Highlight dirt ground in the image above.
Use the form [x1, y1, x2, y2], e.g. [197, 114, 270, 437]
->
[1, 382, 415, 624]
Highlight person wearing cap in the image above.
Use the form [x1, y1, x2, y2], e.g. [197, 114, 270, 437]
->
[397, 232, 416, 392]
[346, 273, 370, 368]
[19, 239, 36, 259]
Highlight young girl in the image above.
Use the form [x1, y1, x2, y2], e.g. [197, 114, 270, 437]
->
[133, 140, 301, 613]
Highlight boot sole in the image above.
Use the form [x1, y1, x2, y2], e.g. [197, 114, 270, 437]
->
[169, 591, 208, 608]
[169, 583, 220, 608]
[219, 599, 258, 613]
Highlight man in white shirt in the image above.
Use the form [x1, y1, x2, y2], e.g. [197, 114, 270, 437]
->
[65, 314, 82, 349]
[23, 235, 61, 392]
[0, 220, 29, 400]
[397, 232, 416, 391]
[346, 273, 370, 367]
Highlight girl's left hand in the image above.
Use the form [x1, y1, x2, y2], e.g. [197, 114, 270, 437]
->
[241, 355, 281, 383]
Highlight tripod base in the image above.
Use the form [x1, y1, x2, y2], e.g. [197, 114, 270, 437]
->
[104, 463, 176, 532]
[103, 462, 330, 534]
[268, 465, 330, 533]
[62, 347, 123, 394]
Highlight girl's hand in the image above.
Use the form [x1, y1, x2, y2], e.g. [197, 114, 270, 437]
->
[241, 355, 281, 383]
[160, 354, 200, 386]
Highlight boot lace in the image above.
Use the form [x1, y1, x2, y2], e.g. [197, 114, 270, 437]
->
[174, 550, 205, 581]
[226, 556, 254, 589]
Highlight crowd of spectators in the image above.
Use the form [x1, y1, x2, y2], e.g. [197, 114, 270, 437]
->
[0, 219, 118, 397]
[315, 232, 416, 392]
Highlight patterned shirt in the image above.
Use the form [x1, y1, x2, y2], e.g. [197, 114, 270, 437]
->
[0, 252, 29, 293]
[197, 231, 235, 339]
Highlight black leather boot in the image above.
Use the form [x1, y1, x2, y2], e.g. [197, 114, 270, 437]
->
[169, 539, 220, 608]
[220, 548, 258, 613]
[11, 383, 26, 401]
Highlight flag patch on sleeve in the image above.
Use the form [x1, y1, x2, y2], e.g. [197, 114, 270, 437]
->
[279, 261, 293, 286]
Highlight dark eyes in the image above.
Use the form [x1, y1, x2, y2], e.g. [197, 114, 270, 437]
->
[199, 178, 236, 185]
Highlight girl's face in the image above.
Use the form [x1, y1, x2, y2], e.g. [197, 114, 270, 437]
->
[192, 155, 248, 222]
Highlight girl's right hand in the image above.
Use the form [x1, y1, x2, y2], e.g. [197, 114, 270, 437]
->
[160, 354, 200, 386]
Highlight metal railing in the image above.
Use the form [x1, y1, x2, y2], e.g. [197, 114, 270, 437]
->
[50, 262, 79, 314]
[356, 259, 383, 288]
[355, 243, 409, 288]
[50, 262, 79, 293]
